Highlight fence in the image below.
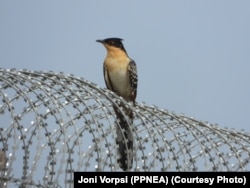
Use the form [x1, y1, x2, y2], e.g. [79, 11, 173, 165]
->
[0, 69, 249, 187]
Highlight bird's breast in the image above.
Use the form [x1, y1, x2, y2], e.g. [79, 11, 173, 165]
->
[105, 58, 131, 100]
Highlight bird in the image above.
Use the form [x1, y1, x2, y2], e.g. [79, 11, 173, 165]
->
[96, 38, 138, 171]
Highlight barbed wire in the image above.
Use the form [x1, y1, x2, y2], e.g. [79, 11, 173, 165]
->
[0, 68, 249, 187]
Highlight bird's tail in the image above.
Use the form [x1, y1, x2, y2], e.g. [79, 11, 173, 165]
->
[114, 106, 134, 171]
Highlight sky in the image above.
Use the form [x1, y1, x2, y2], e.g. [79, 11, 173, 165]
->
[0, 0, 250, 132]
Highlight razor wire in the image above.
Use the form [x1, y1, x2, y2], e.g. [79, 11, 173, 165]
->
[0, 68, 249, 187]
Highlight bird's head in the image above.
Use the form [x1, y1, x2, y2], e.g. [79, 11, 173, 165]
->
[96, 38, 127, 53]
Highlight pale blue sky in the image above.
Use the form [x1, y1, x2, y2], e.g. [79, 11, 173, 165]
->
[1, 0, 250, 132]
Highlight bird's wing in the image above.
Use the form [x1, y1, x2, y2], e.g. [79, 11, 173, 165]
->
[103, 63, 114, 91]
[128, 60, 138, 103]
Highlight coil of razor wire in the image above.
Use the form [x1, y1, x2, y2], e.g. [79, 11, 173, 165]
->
[0, 68, 249, 187]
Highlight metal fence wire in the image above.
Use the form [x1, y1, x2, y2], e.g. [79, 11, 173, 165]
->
[0, 68, 249, 187]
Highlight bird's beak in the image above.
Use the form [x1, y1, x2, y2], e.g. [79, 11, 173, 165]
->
[96, 39, 104, 43]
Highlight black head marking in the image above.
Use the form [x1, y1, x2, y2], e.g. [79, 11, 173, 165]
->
[96, 38, 127, 52]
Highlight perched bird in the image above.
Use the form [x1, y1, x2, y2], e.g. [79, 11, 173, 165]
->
[96, 38, 138, 171]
